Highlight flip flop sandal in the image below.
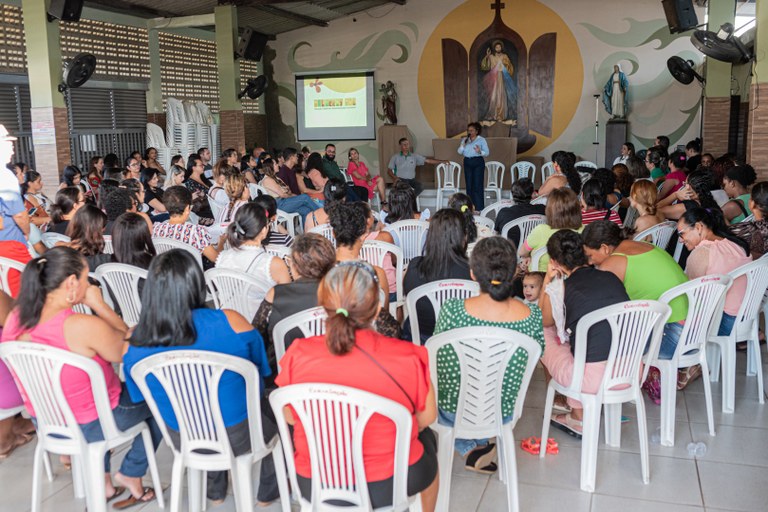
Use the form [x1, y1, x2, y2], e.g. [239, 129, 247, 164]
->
[550, 413, 583, 440]
[112, 487, 155, 510]
[545, 438, 559, 455]
[520, 436, 541, 455]
[106, 487, 126, 503]
[0, 432, 35, 460]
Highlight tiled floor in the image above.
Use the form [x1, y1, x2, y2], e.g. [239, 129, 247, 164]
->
[1, 353, 766, 512]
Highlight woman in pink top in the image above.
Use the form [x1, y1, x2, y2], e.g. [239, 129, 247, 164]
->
[657, 151, 689, 200]
[0, 247, 160, 508]
[348, 148, 387, 205]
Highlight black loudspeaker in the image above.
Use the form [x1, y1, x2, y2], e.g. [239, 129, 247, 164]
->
[237, 28, 269, 61]
[47, 0, 84, 22]
[661, 0, 698, 34]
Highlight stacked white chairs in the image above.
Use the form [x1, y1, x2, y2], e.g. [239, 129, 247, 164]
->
[500, 214, 547, 243]
[405, 280, 480, 345]
[474, 215, 496, 234]
[530, 246, 548, 271]
[41, 232, 71, 249]
[152, 237, 204, 269]
[484, 161, 506, 203]
[102, 235, 114, 255]
[196, 102, 219, 158]
[426, 327, 542, 512]
[182, 100, 209, 151]
[275, 209, 301, 237]
[308, 223, 336, 248]
[510, 161, 535, 182]
[653, 275, 731, 446]
[539, 300, 671, 492]
[272, 306, 327, 372]
[204, 268, 273, 322]
[480, 199, 515, 222]
[435, 161, 461, 208]
[146, 122, 178, 171]
[708, 257, 768, 413]
[269, 384, 420, 512]
[166, 97, 198, 156]
[360, 240, 404, 316]
[385, 219, 430, 266]
[130, 351, 289, 512]
[633, 221, 677, 250]
[0, 256, 25, 296]
[95, 263, 146, 327]
[0, 342, 164, 512]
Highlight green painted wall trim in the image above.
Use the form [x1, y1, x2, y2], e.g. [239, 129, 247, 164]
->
[705, 0, 735, 98]
[755, 0, 768, 84]
[215, 4, 241, 112]
[22, 0, 65, 109]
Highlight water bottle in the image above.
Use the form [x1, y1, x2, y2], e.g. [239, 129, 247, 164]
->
[650, 427, 661, 445]
[687, 441, 707, 457]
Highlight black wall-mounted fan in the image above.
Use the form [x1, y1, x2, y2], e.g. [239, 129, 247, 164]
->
[238, 75, 267, 100]
[57, 53, 96, 93]
[691, 22, 753, 64]
[667, 56, 705, 86]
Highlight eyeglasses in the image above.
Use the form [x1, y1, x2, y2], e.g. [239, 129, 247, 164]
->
[129, 162, 140, 168]
[677, 226, 693, 237]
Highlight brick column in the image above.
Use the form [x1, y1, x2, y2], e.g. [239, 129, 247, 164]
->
[746, 84, 768, 180]
[701, 97, 731, 158]
[219, 110, 246, 156]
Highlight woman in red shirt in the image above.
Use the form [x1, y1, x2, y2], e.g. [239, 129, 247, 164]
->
[275, 261, 439, 510]
[348, 148, 387, 205]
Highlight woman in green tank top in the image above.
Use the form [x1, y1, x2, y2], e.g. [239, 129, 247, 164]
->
[722, 165, 757, 224]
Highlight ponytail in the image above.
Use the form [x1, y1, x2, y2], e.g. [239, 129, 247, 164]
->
[50, 187, 80, 224]
[448, 192, 478, 244]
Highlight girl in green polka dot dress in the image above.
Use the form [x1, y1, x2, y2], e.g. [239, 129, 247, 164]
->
[434, 236, 545, 473]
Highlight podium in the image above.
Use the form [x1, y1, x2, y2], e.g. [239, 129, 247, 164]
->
[605, 119, 629, 167]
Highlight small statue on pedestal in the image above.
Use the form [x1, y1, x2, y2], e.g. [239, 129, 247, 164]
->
[380, 80, 398, 125]
[602, 64, 630, 119]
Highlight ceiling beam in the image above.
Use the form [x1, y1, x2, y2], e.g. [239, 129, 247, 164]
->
[255, 5, 329, 27]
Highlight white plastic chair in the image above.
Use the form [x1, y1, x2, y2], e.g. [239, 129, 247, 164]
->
[248, 183, 270, 199]
[265, 244, 292, 263]
[41, 232, 71, 249]
[435, 161, 461, 208]
[708, 257, 768, 413]
[275, 209, 301, 236]
[633, 221, 677, 250]
[308, 223, 336, 248]
[360, 240, 404, 316]
[102, 235, 114, 255]
[530, 246, 548, 271]
[269, 383, 421, 512]
[484, 161, 506, 204]
[530, 195, 547, 206]
[480, 199, 515, 222]
[576, 161, 598, 169]
[540, 162, 555, 184]
[742, 213, 755, 223]
[94, 263, 147, 327]
[0, 342, 164, 512]
[405, 279, 480, 345]
[623, 206, 639, 229]
[500, 214, 547, 243]
[653, 275, 731, 446]
[205, 267, 273, 322]
[130, 351, 290, 512]
[152, 237, 204, 269]
[511, 161, 535, 182]
[207, 196, 228, 222]
[539, 300, 671, 492]
[385, 220, 430, 266]
[426, 327, 542, 512]
[474, 215, 496, 234]
[0, 256, 25, 295]
[272, 306, 327, 372]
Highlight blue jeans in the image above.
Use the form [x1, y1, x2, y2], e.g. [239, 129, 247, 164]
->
[276, 194, 321, 219]
[463, 156, 486, 210]
[400, 177, 424, 196]
[657, 314, 736, 360]
[718, 313, 735, 336]
[438, 409, 512, 456]
[79, 384, 162, 478]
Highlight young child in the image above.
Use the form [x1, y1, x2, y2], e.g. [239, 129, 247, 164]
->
[522, 271, 545, 305]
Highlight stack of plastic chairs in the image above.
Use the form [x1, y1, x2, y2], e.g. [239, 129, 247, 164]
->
[145, 123, 178, 171]
[166, 97, 198, 156]
[196, 102, 219, 158]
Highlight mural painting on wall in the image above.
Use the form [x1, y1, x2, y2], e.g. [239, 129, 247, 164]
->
[419, 0, 583, 156]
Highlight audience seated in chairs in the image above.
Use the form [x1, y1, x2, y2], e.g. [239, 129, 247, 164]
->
[731, 181, 768, 258]
[251, 193, 294, 247]
[66, 204, 111, 271]
[48, 186, 85, 235]
[495, 178, 546, 244]
[520, 187, 583, 272]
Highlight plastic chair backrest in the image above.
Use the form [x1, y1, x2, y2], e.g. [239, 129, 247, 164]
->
[102, 235, 114, 255]
[541, 162, 555, 179]
[130, 350, 270, 466]
[485, 161, 505, 188]
[728, 258, 768, 332]
[570, 301, 671, 400]
[275, 209, 299, 237]
[248, 183, 270, 199]
[474, 215, 496, 233]
[94, 263, 147, 327]
[436, 161, 461, 189]
[308, 223, 336, 247]
[0, 256, 25, 295]
[576, 161, 597, 169]
[633, 221, 676, 250]
[511, 161, 535, 180]
[0, 342, 121, 454]
[623, 206, 639, 229]
[480, 199, 515, 221]
[530, 246, 548, 270]
[207, 196, 227, 221]
[360, 240, 404, 304]
[273, 307, 327, 372]
[151, 237, 204, 268]
[500, 214, 547, 242]
[41, 232, 71, 249]
[406, 279, 481, 345]
[204, 267, 273, 321]
[385, 219, 430, 265]
[426, 327, 542, 438]
[269, 383, 413, 511]
[659, 275, 732, 364]
[265, 244, 292, 262]
[530, 195, 547, 205]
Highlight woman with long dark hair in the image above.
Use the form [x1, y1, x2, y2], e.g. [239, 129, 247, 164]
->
[303, 179, 345, 231]
[49, 186, 85, 235]
[184, 155, 215, 225]
[519, 187, 583, 271]
[0, 247, 160, 508]
[123, 250, 280, 507]
[87, 155, 104, 196]
[21, 170, 51, 227]
[722, 165, 757, 224]
[384, 179, 428, 225]
[275, 262, 439, 511]
[58, 165, 82, 190]
[658, 170, 721, 221]
[140, 168, 166, 214]
[66, 204, 111, 270]
[580, 178, 622, 227]
[658, 150, 689, 199]
[112, 212, 156, 269]
[731, 181, 768, 258]
[143, 147, 165, 177]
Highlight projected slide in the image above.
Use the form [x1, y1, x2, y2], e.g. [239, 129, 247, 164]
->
[296, 71, 376, 141]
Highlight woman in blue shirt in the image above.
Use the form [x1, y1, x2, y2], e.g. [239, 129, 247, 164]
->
[457, 122, 490, 210]
[123, 249, 278, 507]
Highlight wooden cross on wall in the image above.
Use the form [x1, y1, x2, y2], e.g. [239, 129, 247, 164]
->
[491, 0, 505, 14]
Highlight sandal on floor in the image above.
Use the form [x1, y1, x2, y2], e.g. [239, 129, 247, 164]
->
[0, 432, 34, 459]
[112, 487, 155, 510]
[521, 436, 559, 455]
[550, 413, 583, 440]
[465, 443, 498, 474]
[552, 394, 571, 415]
[106, 487, 126, 503]
[677, 364, 702, 391]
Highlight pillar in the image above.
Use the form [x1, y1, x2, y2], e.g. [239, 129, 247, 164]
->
[146, 29, 166, 131]
[215, 4, 245, 157]
[746, 0, 768, 178]
[701, 1, 735, 158]
[22, 0, 70, 194]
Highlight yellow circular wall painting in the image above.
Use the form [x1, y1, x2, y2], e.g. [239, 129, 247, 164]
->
[418, 0, 583, 156]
